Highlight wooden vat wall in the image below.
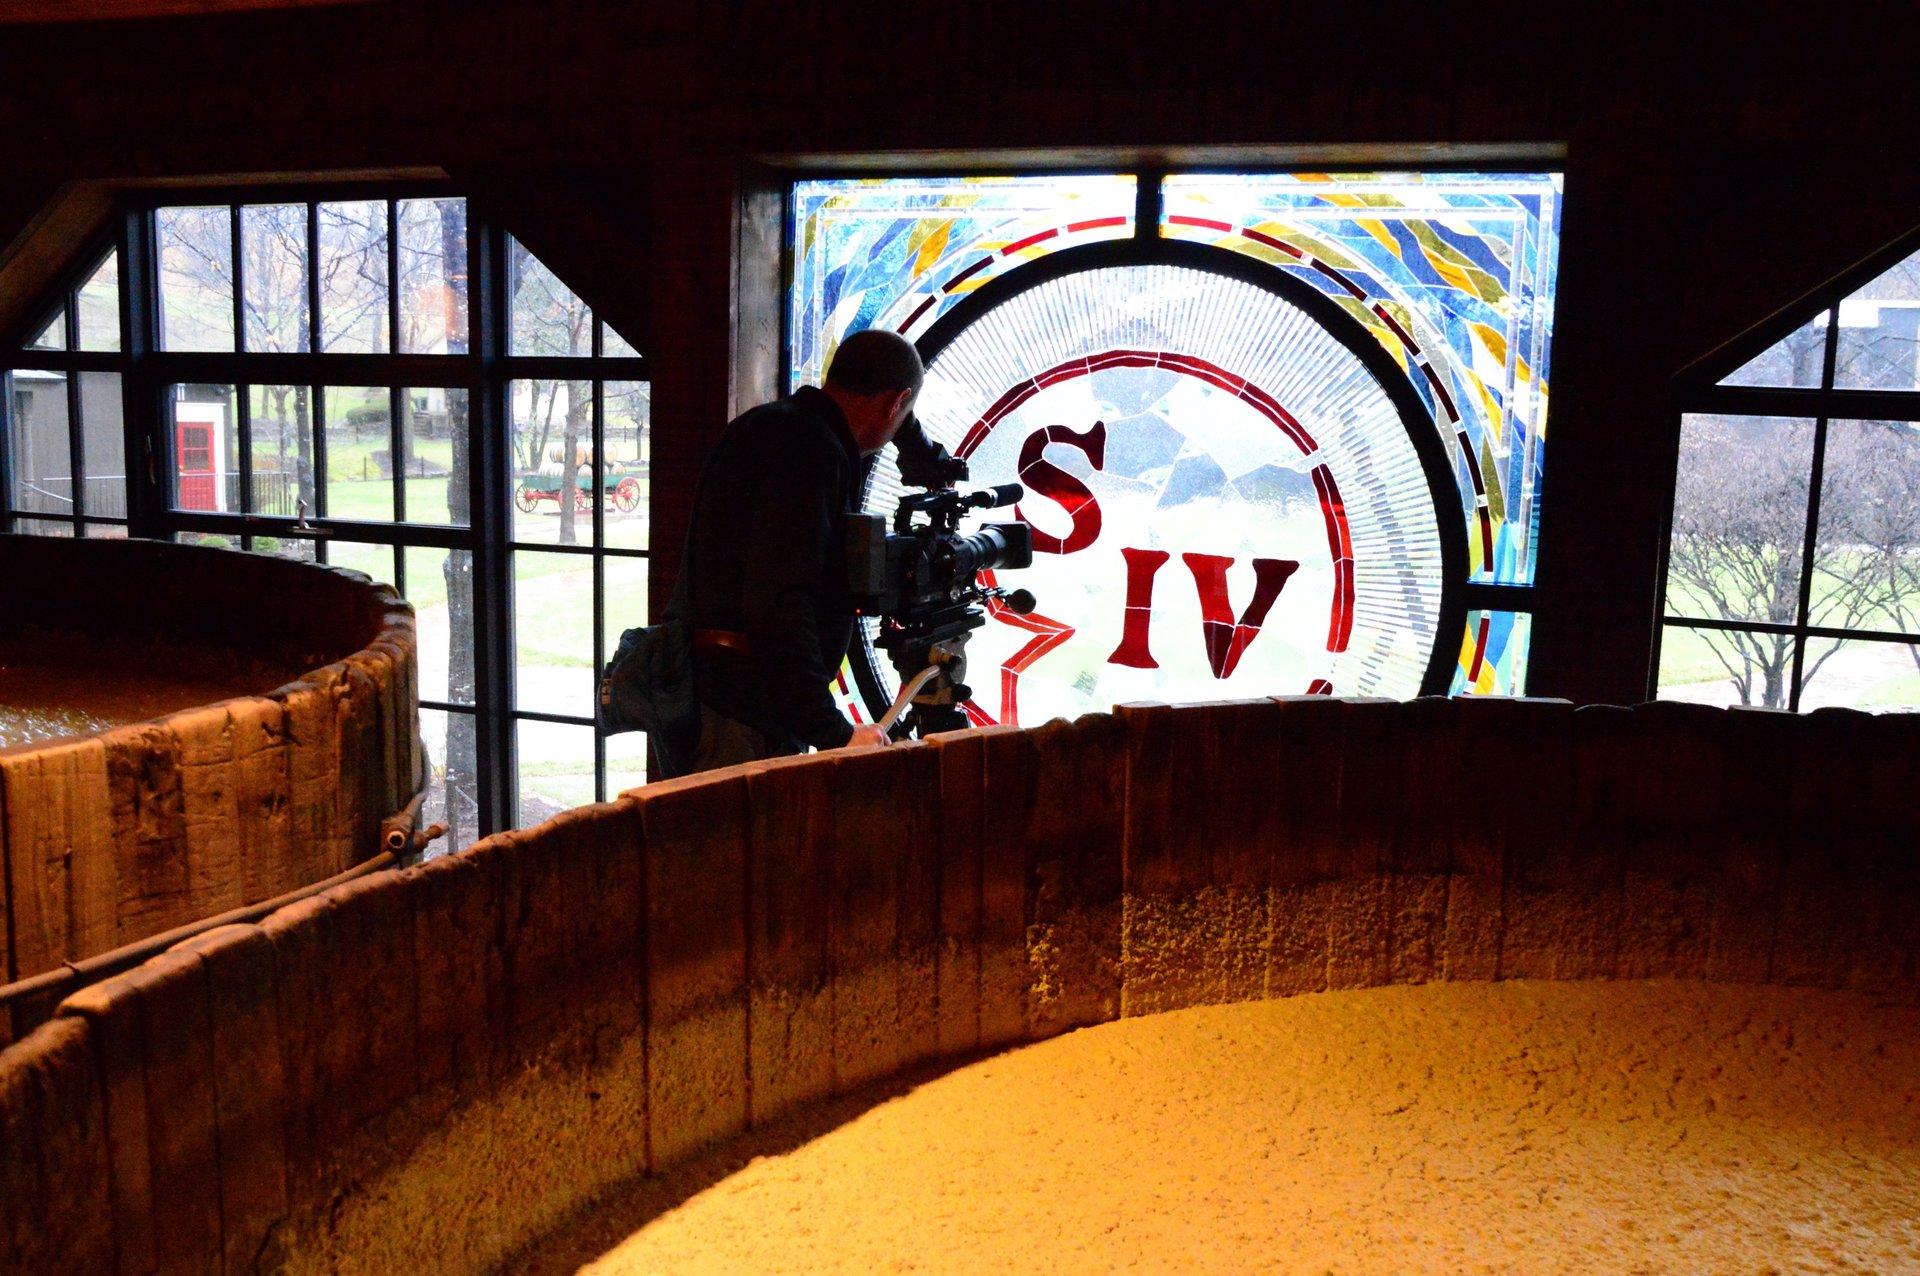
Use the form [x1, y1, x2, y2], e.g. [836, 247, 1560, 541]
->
[0, 697, 1915, 1273]
[0, 537, 419, 1011]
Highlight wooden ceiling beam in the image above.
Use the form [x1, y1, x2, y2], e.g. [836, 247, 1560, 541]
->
[0, 0, 378, 24]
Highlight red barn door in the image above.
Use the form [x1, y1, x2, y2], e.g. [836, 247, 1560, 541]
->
[176, 421, 216, 510]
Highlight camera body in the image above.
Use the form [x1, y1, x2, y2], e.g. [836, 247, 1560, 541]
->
[846, 485, 1033, 622]
[845, 482, 1036, 736]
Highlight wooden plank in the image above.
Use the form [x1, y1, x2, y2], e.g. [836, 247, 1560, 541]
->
[1384, 696, 1458, 986]
[638, 770, 750, 1168]
[1117, 701, 1182, 1016]
[1326, 698, 1399, 990]
[370, 634, 418, 816]
[745, 753, 836, 1122]
[1776, 708, 1871, 988]
[408, 846, 504, 1111]
[828, 748, 907, 1092]
[102, 723, 191, 950]
[893, 741, 942, 1069]
[312, 874, 419, 1146]
[1459, 699, 1589, 982]
[131, 950, 223, 1274]
[1188, 699, 1275, 1004]
[971, 724, 1032, 1044]
[1853, 711, 1920, 999]
[1708, 707, 1793, 985]
[558, 799, 647, 1066]
[497, 819, 574, 1067]
[166, 704, 246, 922]
[0, 1016, 115, 1276]
[228, 696, 293, 906]
[55, 972, 157, 1275]
[172, 923, 290, 1276]
[929, 730, 985, 1057]
[0, 735, 112, 977]
[1264, 696, 1348, 997]
[1618, 701, 1725, 980]
[1022, 714, 1123, 1036]
[279, 673, 343, 890]
[258, 894, 335, 1200]
[332, 660, 380, 873]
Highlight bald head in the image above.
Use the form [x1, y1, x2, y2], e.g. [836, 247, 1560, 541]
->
[825, 329, 925, 397]
[821, 329, 925, 455]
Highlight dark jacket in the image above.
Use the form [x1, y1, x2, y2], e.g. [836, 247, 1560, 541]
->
[685, 387, 861, 750]
[685, 386, 954, 751]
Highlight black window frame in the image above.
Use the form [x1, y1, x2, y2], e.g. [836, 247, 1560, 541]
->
[1, 181, 651, 840]
[1657, 224, 1920, 710]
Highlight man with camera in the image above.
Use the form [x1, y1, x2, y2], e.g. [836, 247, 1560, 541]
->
[675, 329, 958, 774]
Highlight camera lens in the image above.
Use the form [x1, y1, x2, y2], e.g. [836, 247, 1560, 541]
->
[941, 522, 1033, 580]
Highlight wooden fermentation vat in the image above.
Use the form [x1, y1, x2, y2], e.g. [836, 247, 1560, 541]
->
[0, 536, 417, 1006]
[1, 697, 1915, 1273]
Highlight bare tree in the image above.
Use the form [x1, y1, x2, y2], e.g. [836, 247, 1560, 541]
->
[1808, 421, 1920, 674]
[1669, 415, 1920, 706]
[237, 204, 313, 517]
[436, 198, 480, 846]
[509, 240, 592, 545]
[1835, 257, 1920, 391]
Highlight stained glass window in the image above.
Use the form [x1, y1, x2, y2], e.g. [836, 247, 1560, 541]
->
[794, 169, 1558, 725]
[1161, 173, 1563, 586]
[1452, 610, 1532, 696]
[788, 175, 1136, 391]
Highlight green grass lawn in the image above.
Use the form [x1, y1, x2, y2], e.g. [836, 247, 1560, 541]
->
[1656, 623, 1745, 689]
[1862, 671, 1920, 708]
[1666, 544, 1919, 637]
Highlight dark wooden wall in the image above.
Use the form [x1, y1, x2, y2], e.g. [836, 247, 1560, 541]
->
[3, 0, 1918, 704]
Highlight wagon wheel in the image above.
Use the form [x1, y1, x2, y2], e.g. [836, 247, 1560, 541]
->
[613, 477, 640, 513]
[514, 486, 538, 513]
[573, 485, 593, 511]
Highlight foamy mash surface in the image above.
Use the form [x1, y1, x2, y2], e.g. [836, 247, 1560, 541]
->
[528, 980, 1920, 1275]
[0, 635, 291, 747]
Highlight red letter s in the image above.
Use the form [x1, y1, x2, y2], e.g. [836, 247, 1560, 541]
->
[1015, 421, 1106, 555]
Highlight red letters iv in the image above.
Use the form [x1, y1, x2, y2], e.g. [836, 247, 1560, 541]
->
[1183, 553, 1301, 678]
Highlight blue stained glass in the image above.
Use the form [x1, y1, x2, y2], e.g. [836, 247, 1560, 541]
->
[1452, 610, 1532, 696]
[788, 175, 1136, 392]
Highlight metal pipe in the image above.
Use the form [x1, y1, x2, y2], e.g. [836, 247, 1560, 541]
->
[2, 762, 435, 1024]
[0, 849, 398, 1026]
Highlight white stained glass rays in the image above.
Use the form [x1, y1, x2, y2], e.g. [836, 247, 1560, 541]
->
[878, 263, 1444, 727]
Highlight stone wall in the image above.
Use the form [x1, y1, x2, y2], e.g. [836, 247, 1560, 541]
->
[0, 537, 418, 1024]
[0, 696, 1914, 1273]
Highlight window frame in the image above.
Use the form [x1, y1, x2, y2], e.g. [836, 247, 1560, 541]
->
[1, 181, 651, 838]
[1656, 223, 1920, 710]
[783, 162, 1561, 713]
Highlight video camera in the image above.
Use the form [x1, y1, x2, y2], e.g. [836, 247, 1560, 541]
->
[846, 452, 1036, 738]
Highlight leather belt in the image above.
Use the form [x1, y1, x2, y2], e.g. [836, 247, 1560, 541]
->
[693, 628, 753, 655]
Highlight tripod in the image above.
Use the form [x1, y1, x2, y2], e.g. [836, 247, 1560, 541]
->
[874, 602, 983, 739]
